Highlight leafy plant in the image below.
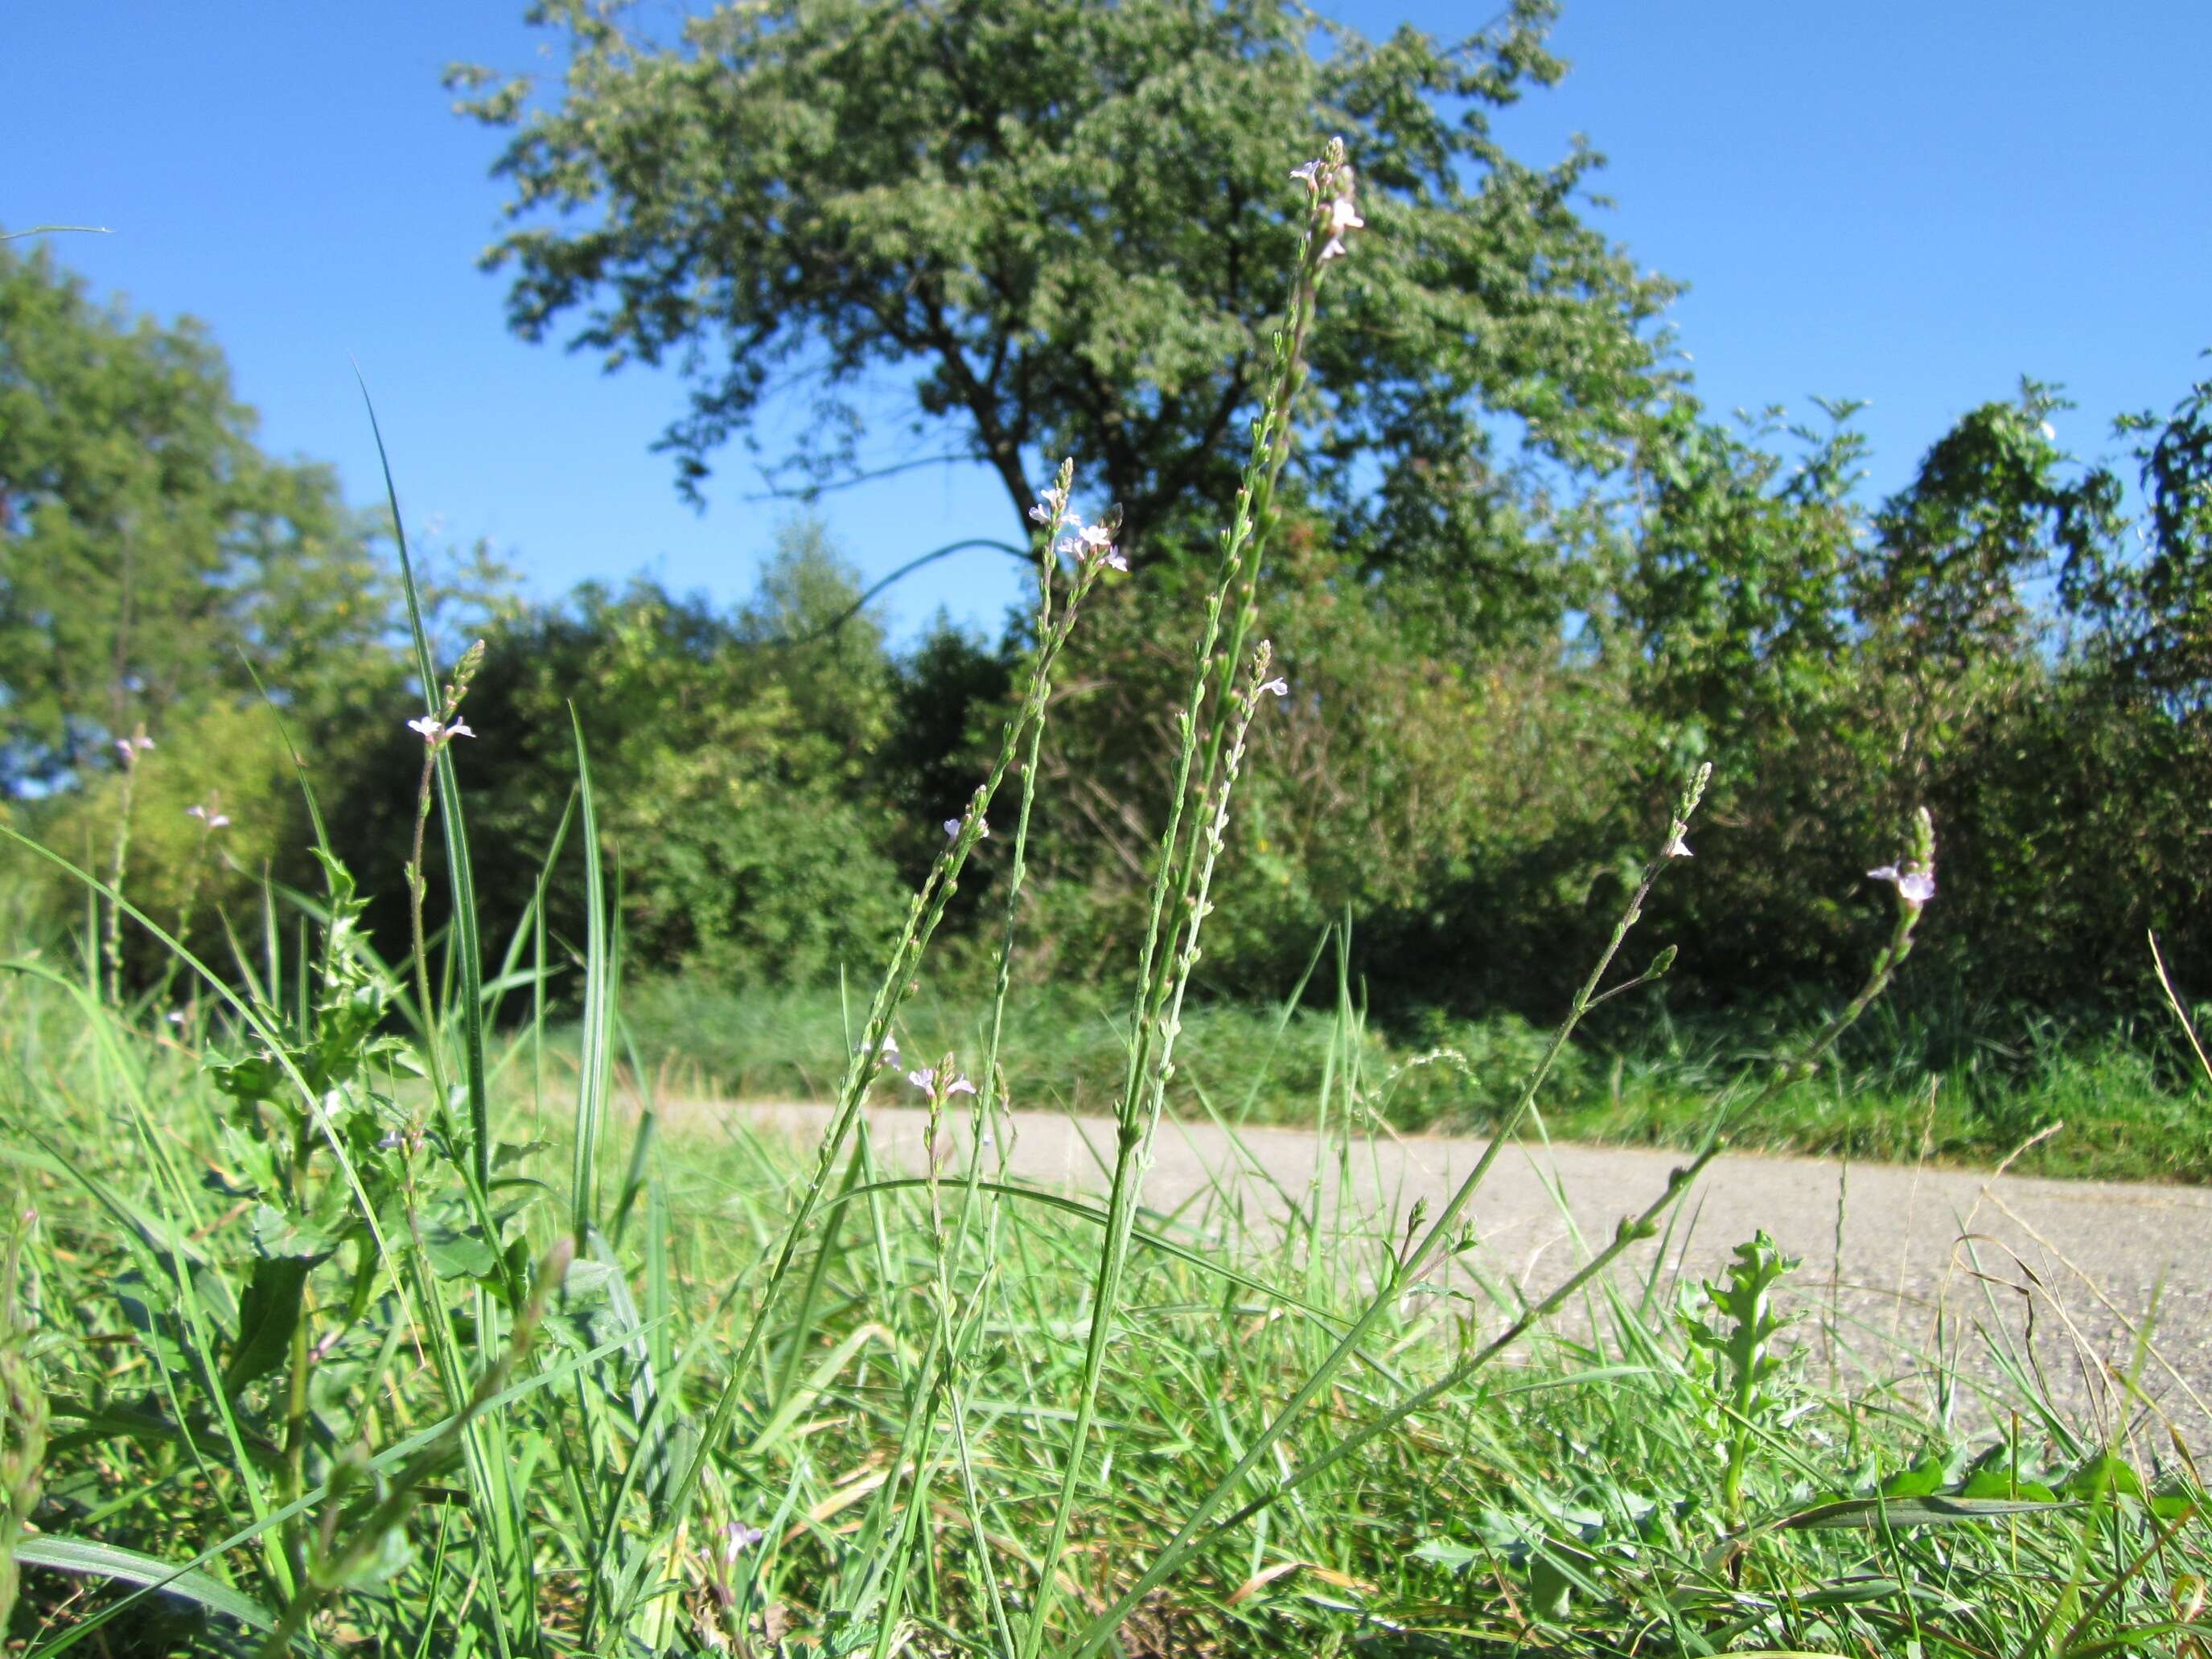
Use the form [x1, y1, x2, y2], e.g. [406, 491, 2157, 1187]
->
[1678, 1229, 1801, 1522]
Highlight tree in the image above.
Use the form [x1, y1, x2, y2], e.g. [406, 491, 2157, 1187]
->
[2076, 359, 2212, 711]
[450, 0, 1675, 588]
[327, 525, 913, 990]
[0, 239, 396, 795]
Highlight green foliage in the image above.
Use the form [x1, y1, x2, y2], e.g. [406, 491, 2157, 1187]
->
[1678, 1230, 1801, 1519]
[321, 525, 918, 992]
[0, 239, 397, 793]
[450, 0, 1674, 581]
[2096, 361, 2212, 706]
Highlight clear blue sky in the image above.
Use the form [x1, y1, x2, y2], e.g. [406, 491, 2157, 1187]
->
[7, 2, 2207, 641]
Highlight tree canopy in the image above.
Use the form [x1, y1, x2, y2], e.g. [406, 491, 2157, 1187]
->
[0, 240, 394, 795]
[450, 0, 1675, 582]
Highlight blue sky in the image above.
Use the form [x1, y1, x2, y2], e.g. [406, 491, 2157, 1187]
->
[7, 2, 2207, 642]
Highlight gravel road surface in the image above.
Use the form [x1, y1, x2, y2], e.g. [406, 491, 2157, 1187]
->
[680, 1100, 2212, 1442]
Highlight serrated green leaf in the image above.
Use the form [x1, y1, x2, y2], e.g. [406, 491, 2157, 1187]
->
[224, 1255, 310, 1397]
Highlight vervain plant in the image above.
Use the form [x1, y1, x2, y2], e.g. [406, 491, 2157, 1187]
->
[1022, 138, 1356, 1657]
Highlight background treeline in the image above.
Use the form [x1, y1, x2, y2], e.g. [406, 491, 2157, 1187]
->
[6, 233, 2207, 1062]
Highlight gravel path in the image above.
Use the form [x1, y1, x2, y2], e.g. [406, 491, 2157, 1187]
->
[679, 1100, 2212, 1442]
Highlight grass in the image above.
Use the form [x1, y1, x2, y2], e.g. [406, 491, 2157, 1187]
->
[3, 959, 2210, 1656]
[2, 141, 2208, 1657]
[612, 975, 2212, 1185]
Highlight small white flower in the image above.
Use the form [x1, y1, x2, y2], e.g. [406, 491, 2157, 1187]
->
[165, 1009, 187, 1026]
[1867, 864, 1936, 905]
[1663, 833, 1692, 858]
[1290, 159, 1322, 187]
[944, 815, 988, 840]
[856, 1031, 899, 1067]
[115, 733, 154, 766]
[186, 803, 232, 829]
[1318, 236, 1349, 263]
[722, 1520, 765, 1562]
[408, 715, 476, 746]
[1330, 195, 1363, 232]
[1065, 520, 1126, 572]
[1259, 676, 1289, 699]
[2040, 421, 2056, 441]
[944, 1074, 977, 1097]
[1030, 483, 1069, 525]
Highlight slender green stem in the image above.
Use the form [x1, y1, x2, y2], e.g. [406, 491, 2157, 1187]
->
[1021, 149, 1348, 1652]
[405, 747, 448, 1112]
[102, 740, 142, 1004]
[632, 466, 1107, 1591]
[1071, 765, 1718, 1653]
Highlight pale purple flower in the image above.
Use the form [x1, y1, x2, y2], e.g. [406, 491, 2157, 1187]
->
[165, 1009, 187, 1026]
[186, 803, 231, 830]
[1663, 833, 1692, 859]
[907, 1067, 977, 1101]
[407, 714, 475, 747]
[856, 1031, 899, 1068]
[1329, 195, 1363, 233]
[944, 815, 988, 840]
[1289, 159, 1322, 188]
[1318, 236, 1349, 263]
[721, 1520, 765, 1563]
[1868, 864, 1936, 905]
[115, 733, 154, 766]
[1101, 547, 1129, 573]
[1259, 676, 1289, 699]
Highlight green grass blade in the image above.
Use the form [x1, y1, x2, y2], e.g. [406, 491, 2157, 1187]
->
[14, 1535, 281, 1637]
[569, 704, 611, 1242]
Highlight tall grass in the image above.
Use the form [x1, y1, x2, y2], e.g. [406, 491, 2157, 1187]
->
[610, 976, 2212, 1185]
[0, 139, 2206, 1657]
